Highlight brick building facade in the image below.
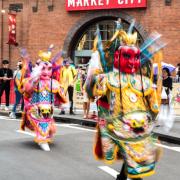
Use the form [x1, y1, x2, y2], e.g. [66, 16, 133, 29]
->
[0, 0, 179, 70]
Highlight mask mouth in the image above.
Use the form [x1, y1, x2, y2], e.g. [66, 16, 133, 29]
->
[127, 65, 134, 70]
[42, 113, 50, 119]
[133, 127, 145, 134]
[41, 74, 50, 79]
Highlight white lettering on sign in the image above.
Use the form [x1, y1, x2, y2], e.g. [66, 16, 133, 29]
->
[67, 0, 144, 8]
[118, 0, 142, 4]
[91, 0, 97, 6]
[68, 0, 75, 7]
[99, 0, 104, 6]
[118, 0, 123, 4]
[84, 0, 89, 6]
[76, 0, 83, 6]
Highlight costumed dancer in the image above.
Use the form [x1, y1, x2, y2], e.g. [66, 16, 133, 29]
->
[85, 19, 165, 179]
[19, 46, 66, 151]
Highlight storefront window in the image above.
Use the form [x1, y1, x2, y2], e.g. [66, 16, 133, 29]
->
[74, 19, 142, 66]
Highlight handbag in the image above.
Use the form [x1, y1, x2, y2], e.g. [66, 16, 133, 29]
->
[161, 87, 169, 104]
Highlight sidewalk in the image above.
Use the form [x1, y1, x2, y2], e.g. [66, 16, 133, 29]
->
[1, 107, 180, 145]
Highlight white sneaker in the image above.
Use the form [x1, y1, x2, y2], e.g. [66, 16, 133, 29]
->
[39, 143, 50, 151]
[4, 106, 9, 111]
[9, 112, 16, 119]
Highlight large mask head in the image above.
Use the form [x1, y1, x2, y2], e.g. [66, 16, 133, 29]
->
[114, 46, 140, 74]
[37, 48, 53, 80]
[39, 61, 52, 80]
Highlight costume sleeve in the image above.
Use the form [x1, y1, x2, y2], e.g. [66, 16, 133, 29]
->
[85, 74, 107, 98]
[94, 74, 108, 96]
[148, 89, 160, 114]
[51, 79, 67, 103]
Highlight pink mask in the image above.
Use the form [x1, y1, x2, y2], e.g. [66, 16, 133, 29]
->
[40, 62, 52, 80]
[114, 46, 140, 74]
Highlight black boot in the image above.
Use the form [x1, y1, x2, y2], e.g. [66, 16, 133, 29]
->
[116, 163, 127, 180]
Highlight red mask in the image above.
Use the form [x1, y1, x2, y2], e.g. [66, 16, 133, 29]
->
[114, 46, 140, 74]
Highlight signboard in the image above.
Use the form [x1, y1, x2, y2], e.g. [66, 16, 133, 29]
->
[66, 0, 147, 11]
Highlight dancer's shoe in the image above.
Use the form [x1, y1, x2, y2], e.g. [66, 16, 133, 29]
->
[39, 143, 50, 151]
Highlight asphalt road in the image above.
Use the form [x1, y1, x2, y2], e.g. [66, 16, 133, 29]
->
[0, 115, 180, 180]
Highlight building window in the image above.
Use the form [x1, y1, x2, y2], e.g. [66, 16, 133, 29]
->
[74, 19, 143, 65]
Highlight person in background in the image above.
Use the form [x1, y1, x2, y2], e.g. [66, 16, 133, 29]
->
[80, 68, 90, 119]
[9, 60, 24, 118]
[60, 58, 77, 115]
[162, 67, 173, 103]
[0, 60, 13, 111]
[158, 67, 174, 131]
[176, 63, 180, 83]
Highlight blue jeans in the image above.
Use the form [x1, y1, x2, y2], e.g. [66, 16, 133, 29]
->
[12, 90, 24, 113]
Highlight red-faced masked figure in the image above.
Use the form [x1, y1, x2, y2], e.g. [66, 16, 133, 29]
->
[114, 46, 140, 74]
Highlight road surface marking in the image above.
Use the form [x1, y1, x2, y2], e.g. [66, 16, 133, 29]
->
[16, 130, 35, 137]
[0, 115, 20, 121]
[56, 123, 96, 132]
[1, 115, 179, 153]
[98, 166, 119, 178]
[155, 143, 180, 153]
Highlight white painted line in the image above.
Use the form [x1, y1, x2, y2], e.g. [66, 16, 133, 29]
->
[16, 130, 35, 137]
[56, 123, 96, 132]
[98, 166, 118, 178]
[2, 115, 179, 153]
[0, 115, 20, 121]
[156, 143, 180, 153]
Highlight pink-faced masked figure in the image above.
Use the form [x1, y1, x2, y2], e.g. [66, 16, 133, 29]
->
[20, 49, 66, 151]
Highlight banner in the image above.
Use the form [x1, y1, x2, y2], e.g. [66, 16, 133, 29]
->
[66, 0, 147, 11]
[7, 13, 18, 46]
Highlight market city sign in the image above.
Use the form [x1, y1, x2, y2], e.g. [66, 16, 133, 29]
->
[66, 0, 147, 11]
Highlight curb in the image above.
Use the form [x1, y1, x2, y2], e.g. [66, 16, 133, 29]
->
[1, 111, 180, 145]
[54, 115, 97, 127]
[153, 132, 180, 145]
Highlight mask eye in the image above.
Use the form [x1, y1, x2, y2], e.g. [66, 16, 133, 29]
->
[48, 67, 52, 71]
[123, 53, 131, 59]
[135, 54, 140, 60]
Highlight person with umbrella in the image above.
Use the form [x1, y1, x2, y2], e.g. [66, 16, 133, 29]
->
[158, 67, 174, 132]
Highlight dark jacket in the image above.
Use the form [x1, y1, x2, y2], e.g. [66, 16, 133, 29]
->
[163, 77, 173, 96]
[0, 68, 13, 86]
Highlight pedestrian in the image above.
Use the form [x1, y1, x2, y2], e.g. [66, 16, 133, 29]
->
[60, 58, 77, 115]
[9, 60, 24, 118]
[176, 63, 180, 83]
[0, 60, 13, 111]
[158, 67, 174, 131]
[80, 68, 90, 119]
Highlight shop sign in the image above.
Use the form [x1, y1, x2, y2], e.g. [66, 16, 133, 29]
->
[66, 0, 147, 11]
